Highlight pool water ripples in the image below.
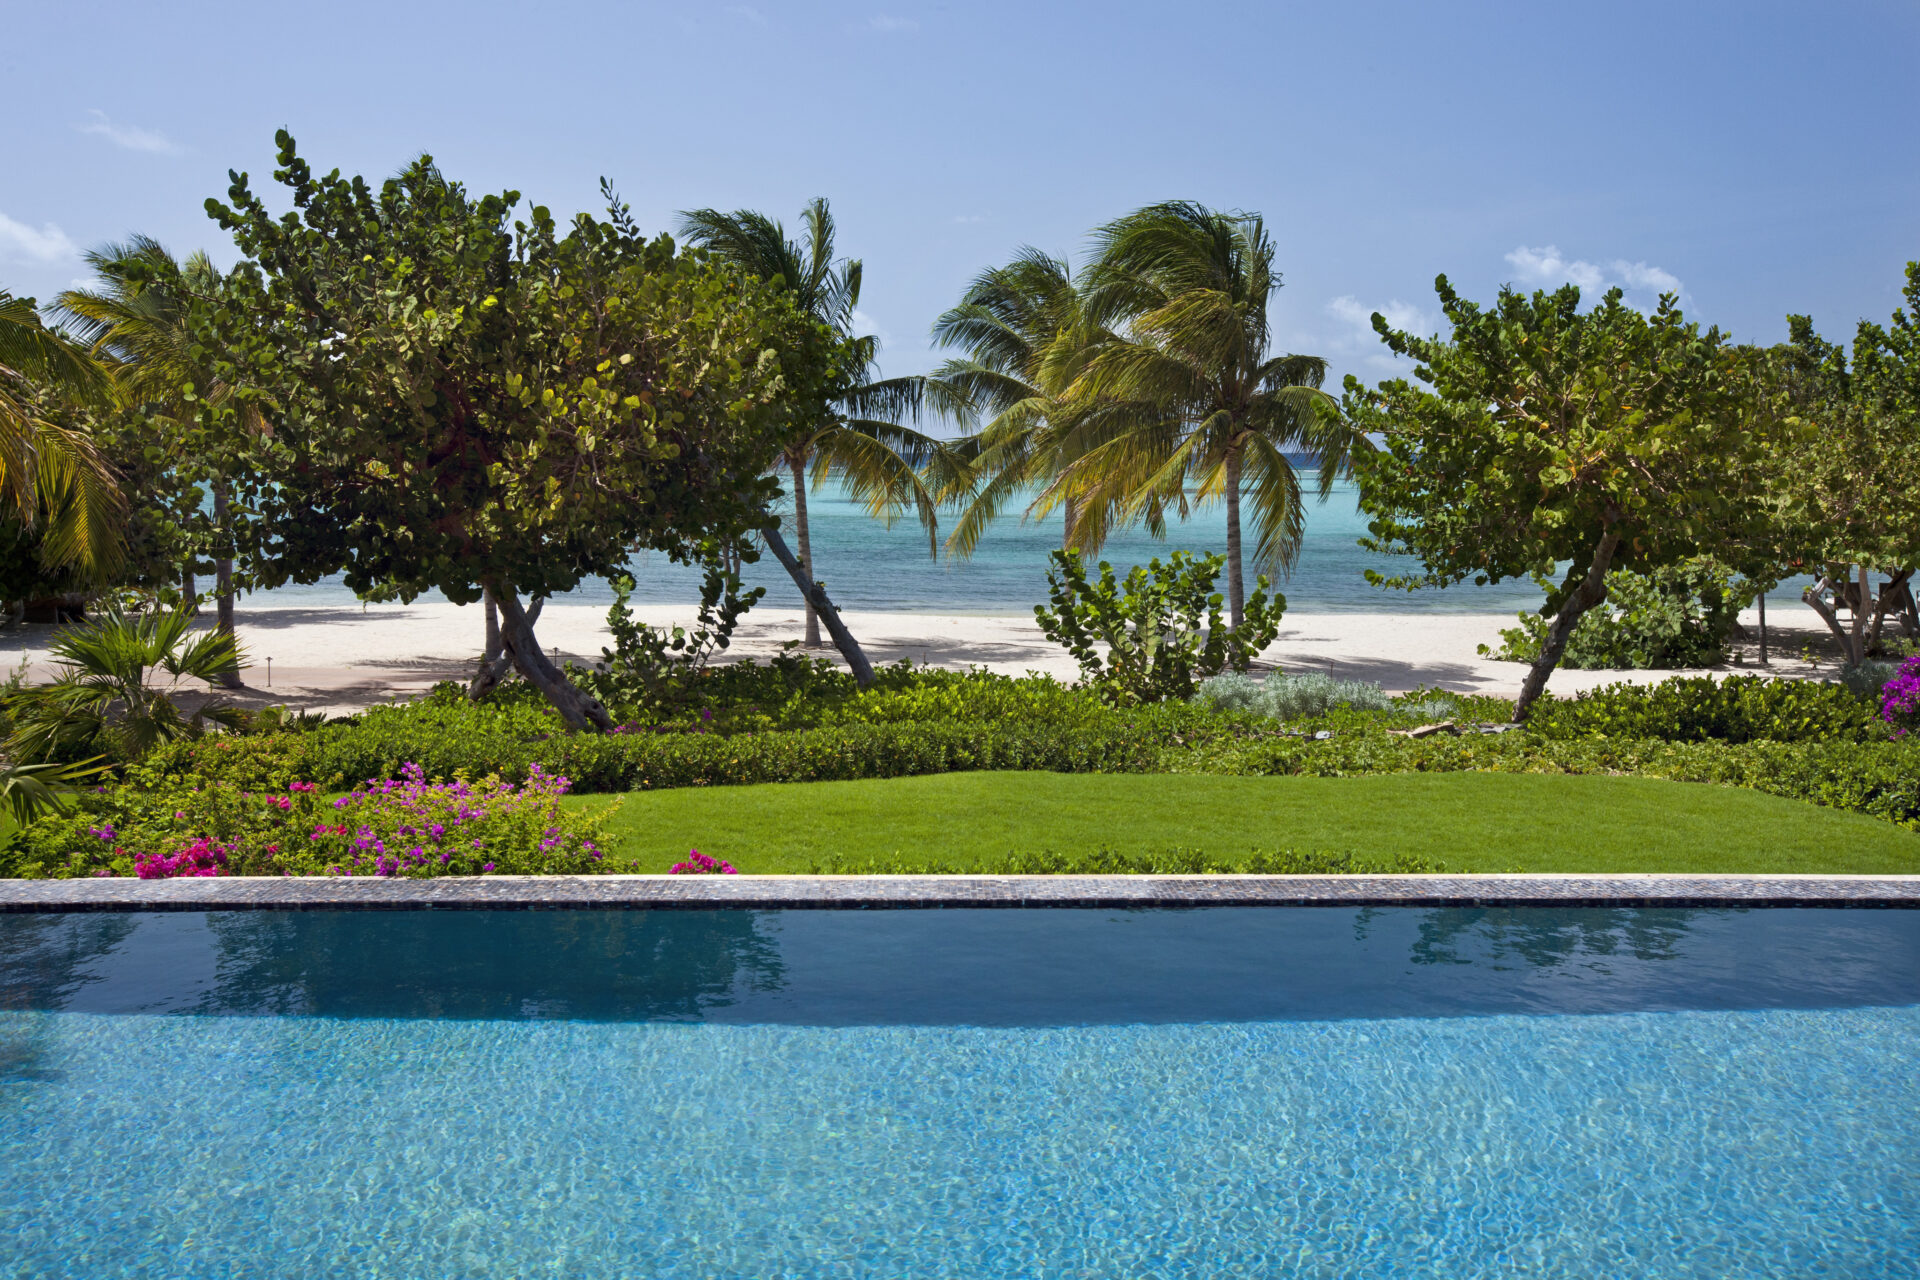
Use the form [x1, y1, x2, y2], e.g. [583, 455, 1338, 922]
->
[3, 907, 1916, 1278]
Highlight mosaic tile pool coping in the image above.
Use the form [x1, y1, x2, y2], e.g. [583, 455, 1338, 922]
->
[2, 871, 1917, 911]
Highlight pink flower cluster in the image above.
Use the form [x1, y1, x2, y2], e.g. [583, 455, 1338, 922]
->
[669, 848, 738, 875]
[135, 837, 231, 879]
[1882, 655, 1920, 738]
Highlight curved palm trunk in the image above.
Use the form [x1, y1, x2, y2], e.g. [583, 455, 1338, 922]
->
[790, 451, 821, 647]
[764, 525, 874, 688]
[1223, 450, 1245, 631]
[1062, 493, 1078, 553]
[210, 478, 242, 689]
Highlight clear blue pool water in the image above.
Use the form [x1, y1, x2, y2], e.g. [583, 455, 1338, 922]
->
[3, 907, 1916, 1278]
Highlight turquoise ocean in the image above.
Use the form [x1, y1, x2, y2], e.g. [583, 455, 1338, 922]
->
[255, 473, 1809, 617]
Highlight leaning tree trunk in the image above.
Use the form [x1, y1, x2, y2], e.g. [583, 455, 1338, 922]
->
[1512, 529, 1623, 723]
[790, 452, 821, 648]
[484, 584, 608, 730]
[469, 590, 541, 703]
[210, 479, 243, 689]
[1223, 449, 1245, 631]
[1802, 567, 1870, 668]
[763, 525, 874, 688]
[1867, 569, 1913, 654]
[1062, 493, 1079, 553]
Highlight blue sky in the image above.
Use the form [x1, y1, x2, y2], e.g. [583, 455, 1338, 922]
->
[4, 0, 1915, 402]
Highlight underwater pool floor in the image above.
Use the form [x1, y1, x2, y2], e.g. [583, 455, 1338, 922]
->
[3, 907, 1917, 1278]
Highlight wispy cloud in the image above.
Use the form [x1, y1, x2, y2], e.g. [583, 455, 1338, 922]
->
[868, 14, 918, 31]
[0, 212, 79, 264]
[1504, 244, 1683, 300]
[724, 4, 767, 24]
[1325, 295, 1433, 370]
[851, 308, 889, 348]
[951, 213, 987, 225]
[75, 109, 183, 155]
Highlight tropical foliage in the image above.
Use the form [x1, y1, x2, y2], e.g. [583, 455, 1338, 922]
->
[0, 289, 122, 575]
[1481, 560, 1753, 671]
[5, 605, 245, 763]
[1034, 549, 1284, 704]
[1066, 203, 1370, 628]
[929, 248, 1104, 556]
[1347, 279, 1780, 720]
[1766, 264, 1920, 664]
[58, 237, 256, 683]
[679, 198, 961, 645]
[191, 134, 837, 729]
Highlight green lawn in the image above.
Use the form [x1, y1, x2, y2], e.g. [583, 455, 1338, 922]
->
[574, 771, 1920, 875]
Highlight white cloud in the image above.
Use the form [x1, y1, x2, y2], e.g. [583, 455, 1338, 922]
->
[1615, 259, 1683, 294]
[75, 109, 182, 155]
[0, 212, 79, 264]
[724, 4, 767, 24]
[951, 213, 987, 225]
[852, 308, 889, 347]
[868, 14, 918, 30]
[1505, 244, 1683, 301]
[1325, 295, 1433, 371]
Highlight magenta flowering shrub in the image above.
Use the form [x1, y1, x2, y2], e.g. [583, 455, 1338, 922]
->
[135, 838, 233, 879]
[1882, 655, 1920, 738]
[669, 848, 738, 875]
[296, 763, 618, 878]
[10, 762, 628, 879]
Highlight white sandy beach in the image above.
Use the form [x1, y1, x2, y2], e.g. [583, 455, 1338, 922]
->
[0, 601, 1839, 714]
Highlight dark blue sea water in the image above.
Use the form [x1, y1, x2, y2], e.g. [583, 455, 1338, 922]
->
[3, 907, 1916, 1277]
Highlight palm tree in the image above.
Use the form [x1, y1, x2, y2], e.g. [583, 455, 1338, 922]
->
[0, 288, 123, 574]
[678, 199, 957, 646]
[928, 248, 1113, 557]
[1068, 202, 1371, 628]
[5, 604, 245, 763]
[58, 238, 250, 686]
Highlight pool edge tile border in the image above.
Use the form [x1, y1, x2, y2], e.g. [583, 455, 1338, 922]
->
[3, 873, 1918, 911]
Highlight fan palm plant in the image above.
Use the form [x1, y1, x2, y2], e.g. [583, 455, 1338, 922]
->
[6, 605, 246, 764]
[1070, 202, 1372, 628]
[0, 288, 123, 574]
[678, 199, 957, 646]
[928, 249, 1115, 557]
[58, 239, 249, 685]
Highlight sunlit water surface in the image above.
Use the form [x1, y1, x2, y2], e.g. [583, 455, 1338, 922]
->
[248, 478, 1819, 616]
[3, 907, 1916, 1278]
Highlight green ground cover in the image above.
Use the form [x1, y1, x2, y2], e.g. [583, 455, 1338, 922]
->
[577, 771, 1920, 876]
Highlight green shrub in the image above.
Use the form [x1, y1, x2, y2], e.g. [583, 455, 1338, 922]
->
[1525, 676, 1885, 744]
[1173, 721, 1920, 832]
[1482, 560, 1749, 669]
[806, 845, 1441, 875]
[1034, 549, 1284, 704]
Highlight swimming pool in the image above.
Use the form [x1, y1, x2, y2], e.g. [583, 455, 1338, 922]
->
[4, 906, 1917, 1277]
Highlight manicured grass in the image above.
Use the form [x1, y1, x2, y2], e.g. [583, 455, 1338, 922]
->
[572, 770, 1920, 875]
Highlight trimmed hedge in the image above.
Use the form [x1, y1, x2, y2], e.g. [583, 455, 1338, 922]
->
[1526, 676, 1885, 744]
[1176, 727, 1920, 832]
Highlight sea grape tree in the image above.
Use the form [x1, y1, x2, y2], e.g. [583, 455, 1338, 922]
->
[1767, 262, 1920, 665]
[193, 133, 838, 729]
[1346, 278, 1777, 721]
